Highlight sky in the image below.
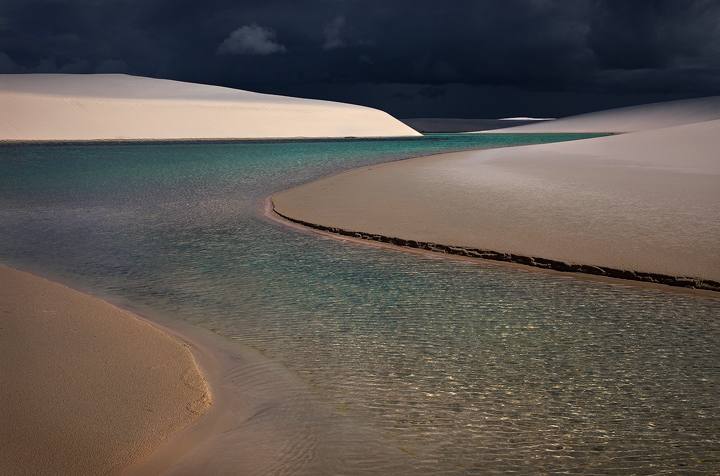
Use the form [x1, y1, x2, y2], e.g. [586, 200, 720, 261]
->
[1, 0, 719, 119]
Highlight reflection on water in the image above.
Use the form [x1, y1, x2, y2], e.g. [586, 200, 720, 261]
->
[1, 135, 718, 474]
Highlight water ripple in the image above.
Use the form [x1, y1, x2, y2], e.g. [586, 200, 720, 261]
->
[1, 138, 718, 474]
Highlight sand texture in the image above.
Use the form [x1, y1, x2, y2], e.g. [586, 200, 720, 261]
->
[490, 95, 720, 132]
[272, 108, 720, 288]
[0, 265, 211, 476]
[0, 74, 420, 141]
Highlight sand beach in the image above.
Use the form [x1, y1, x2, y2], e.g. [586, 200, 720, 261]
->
[0, 265, 210, 475]
[0, 266, 418, 475]
[272, 96, 720, 289]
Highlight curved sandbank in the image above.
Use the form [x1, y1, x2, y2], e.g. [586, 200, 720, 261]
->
[271, 116, 720, 291]
[0, 74, 420, 141]
[0, 264, 210, 475]
[0, 265, 420, 475]
[487, 95, 720, 133]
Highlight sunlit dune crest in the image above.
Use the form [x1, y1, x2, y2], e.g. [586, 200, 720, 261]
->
[0, 74, 420, 141]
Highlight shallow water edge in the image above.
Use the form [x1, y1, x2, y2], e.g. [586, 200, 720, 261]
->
[269, 200, 720, 294]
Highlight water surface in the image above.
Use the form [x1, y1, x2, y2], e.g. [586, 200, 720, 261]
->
[1, 134, 718, 474]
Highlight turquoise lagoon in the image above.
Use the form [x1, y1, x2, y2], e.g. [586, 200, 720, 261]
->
[1, 134, 718, 474]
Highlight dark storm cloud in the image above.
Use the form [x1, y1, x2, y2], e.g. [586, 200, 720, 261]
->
[393, 85, 448, 100]
[1, 0, 719, 117]
[217, 24, 287, 55]
[322, 15, 346, 51]
[588, 0, 720, 70]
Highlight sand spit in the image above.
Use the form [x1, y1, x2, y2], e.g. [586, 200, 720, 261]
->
[0, 74, 420, 141]
[489, 95, 720, 133]
[0, 265, 210, 476]
[271, 101, 720, 290]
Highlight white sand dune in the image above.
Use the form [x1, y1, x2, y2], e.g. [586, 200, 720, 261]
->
[272, 99, 720, 287]
[489, 95, 720, 133]
[0, 74, 420, 141]
[525, 118, 720, 173]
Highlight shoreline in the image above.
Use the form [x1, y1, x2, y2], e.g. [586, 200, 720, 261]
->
[1, 262, 412, 475]
[0, 135, 421, 146]
[269, 120, 719, 289]
[266, 199, 720, 296]
[0, 262, 307, 475]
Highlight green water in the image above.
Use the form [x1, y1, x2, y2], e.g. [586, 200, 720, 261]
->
[1, 134, 718, 474]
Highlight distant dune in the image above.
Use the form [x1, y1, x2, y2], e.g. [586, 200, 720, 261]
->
[491, 95, 720, 133]
[0, 74, 420, 141]
[272, 96, 720, 289]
